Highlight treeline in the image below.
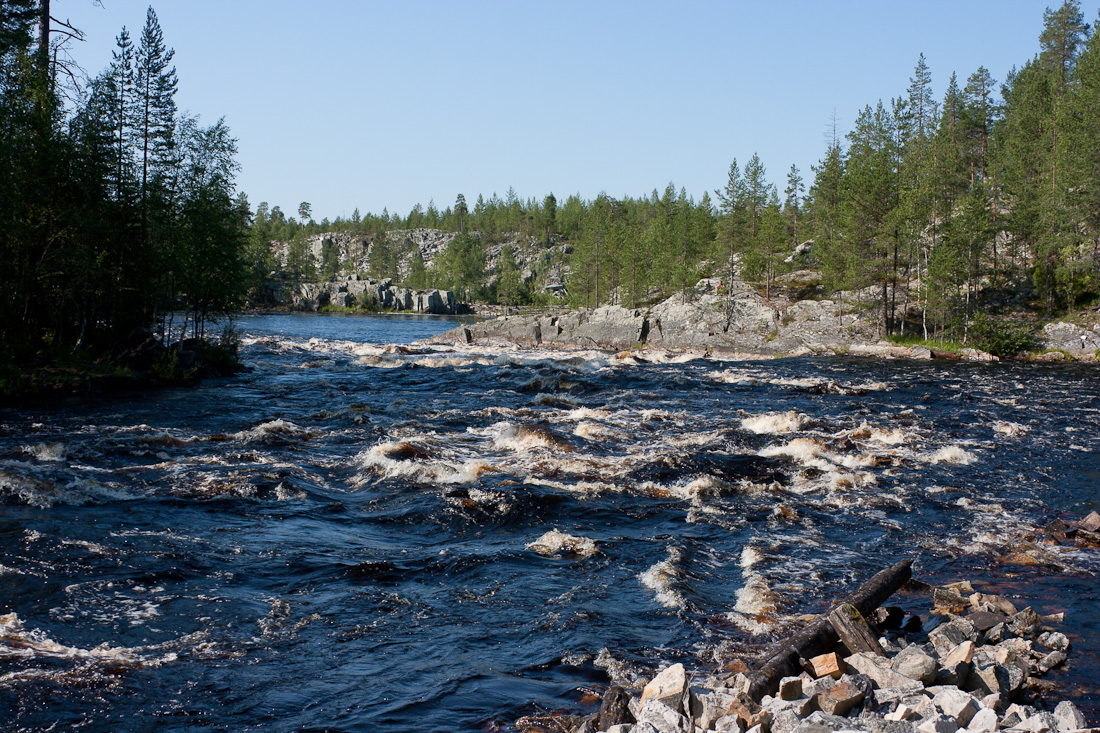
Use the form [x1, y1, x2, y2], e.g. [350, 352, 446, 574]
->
[804, 0, 1100, 338]
[253, 1, 1100, 340]
[0, 2, 247, 363]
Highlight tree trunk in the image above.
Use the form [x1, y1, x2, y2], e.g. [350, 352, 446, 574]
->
[745, 558, 913, 701]
[37, 0, 50, 81]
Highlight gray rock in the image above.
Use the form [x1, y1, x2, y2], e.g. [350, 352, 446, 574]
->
[814, 679, 865, 716]
[795, 711, 865, 733]
[892, 645, 939, 684]
[1019, 712, 1060, 733]
[778, 675, 804, 700]
[845, 652, 924, 693]
[873, 685, 923, 705]
[967, 707, 998, 733]
[931, 688, 979, 727]
[1003, 704, 1039, 728]
[714, 714, 743, 733]
[691, 690, 738, 731]
[635, 699, 690, 733]
[930, 618, 978, 658]
[1040, 632, 1070, 652]
[909, 346, 933, 359]
[1039, 650, 1068, 673]
[1053, 701, 1088, 732]
[959, 348, 998, 362]
[772, 709, 804, 733]
[764, 695, 817, 719]
[967, 663, 1024, 696]
[860, 721, 922, 733]
[640, 664, 689, 714]
[917, 714, 958, 733]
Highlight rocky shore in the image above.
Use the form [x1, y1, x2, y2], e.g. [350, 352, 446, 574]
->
[526, 536, 1100, 733]
[432, 281, 1100, 362]
[272, 275, 465, 314]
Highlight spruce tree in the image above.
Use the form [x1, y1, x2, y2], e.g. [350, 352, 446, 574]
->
[133, 7, 177, 206]
[784, 164, 804, 245]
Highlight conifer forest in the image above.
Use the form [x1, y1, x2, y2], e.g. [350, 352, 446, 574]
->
[4, 1, 1100, 366]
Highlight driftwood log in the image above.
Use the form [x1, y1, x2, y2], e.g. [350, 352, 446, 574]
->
[745, 558, 913, 701]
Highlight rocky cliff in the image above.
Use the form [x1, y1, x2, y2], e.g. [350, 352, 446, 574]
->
[273, 228, 564, 293]
[271, 275, 463, 315]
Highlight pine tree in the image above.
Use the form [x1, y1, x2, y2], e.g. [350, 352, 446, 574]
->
[962, 67, 996, 183]
[454, 193, 467, 233]
[133, 7, 177, 206]
[843, 102, 899, 334]
[784, 164, 805, 245]
[107, 27, 135, 200]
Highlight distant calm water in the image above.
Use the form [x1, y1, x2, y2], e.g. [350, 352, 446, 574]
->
[2, 313, 1099, 731]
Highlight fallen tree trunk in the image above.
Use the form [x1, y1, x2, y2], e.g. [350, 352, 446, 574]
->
[745, 558, 913, 701]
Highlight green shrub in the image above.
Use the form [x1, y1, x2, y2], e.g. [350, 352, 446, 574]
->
[970, 314, 1037, 357]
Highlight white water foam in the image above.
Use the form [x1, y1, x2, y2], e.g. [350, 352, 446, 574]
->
[994, 421, 1029, 437]
[927, 446, 979, 465]
[741, 411, 804, 435]
[232, 419, 317, 444]
[22, 443, 67, 461]
[0, 612, 177, 671]
[639, 547, 686, 610]
[526, 529, 598, 558]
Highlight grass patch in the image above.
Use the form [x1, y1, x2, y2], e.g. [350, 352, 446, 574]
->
[885, 334, 966, 352]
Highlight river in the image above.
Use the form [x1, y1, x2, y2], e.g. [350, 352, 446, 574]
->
[1, 313, 1098, 731]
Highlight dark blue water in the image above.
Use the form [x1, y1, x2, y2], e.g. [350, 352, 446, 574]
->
[2, 314, 1099, 731]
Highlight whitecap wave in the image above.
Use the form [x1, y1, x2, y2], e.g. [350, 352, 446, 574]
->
[526, 529, 598, 558]
[639, 547, 686, 610]
[927, 446, 979, 465]
[741, 411, 803, 435]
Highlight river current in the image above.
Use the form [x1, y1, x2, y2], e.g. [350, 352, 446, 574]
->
[2, 313, 1099, 731]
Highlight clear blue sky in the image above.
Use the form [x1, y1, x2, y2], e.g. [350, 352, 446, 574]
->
[56, 0, 1100, 222]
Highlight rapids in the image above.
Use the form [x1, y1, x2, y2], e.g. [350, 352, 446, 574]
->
[1, 312, 1098, 731]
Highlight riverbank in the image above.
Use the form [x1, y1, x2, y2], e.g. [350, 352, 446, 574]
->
[0, 330, 244, 405]
[430, 286, 1100, 363]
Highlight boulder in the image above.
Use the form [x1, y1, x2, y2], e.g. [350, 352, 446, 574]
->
[917, 714, 958, 733]
[937, 640, 975, 686]
[1053, 700, 1087, 732]
[968, 707, 999, 733]
[892, 645, 939, 684]
[814, 680, 864, 716]
[640, 663, 689, 713]
[690, 690, 738, 731]
[844, 652, 923, 693]
[596, 686, 633, 730]
[931, 687, 979, 727]
[634, 699, 690, 733]
[930, 618, 978, 658]
[778, 676, 803, 700]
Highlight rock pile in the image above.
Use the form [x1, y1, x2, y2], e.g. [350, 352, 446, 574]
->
[1044, 511, 1100, 550]
[548, 581, 1091, 733]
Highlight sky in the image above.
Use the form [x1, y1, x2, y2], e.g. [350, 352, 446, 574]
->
[54, 0, 1100, 222]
